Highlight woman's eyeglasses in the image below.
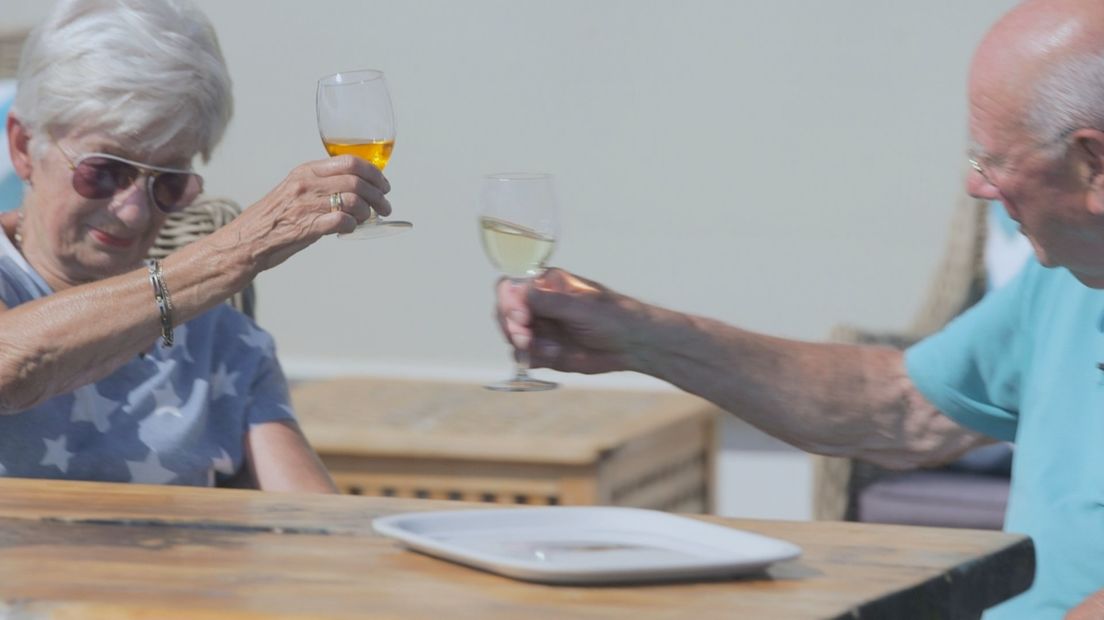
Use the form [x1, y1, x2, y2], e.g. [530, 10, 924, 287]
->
[55, 143, 203, 213]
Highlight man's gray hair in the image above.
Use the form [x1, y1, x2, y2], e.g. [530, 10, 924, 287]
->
[1028, 51, 1104, 157]
[11, 0, 233, 163]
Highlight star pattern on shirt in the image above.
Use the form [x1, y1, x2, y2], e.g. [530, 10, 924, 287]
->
[126, 451, 176, 484]
[239, 324, 269, 351]
[150, 380, 183, 418]
[123, 356, 178, 415]
[0, 249, 297, 488]
[41, 435, 74, 473]
[144, 354, 177, 375]
[210, 363, 240, 400]
[211, 448, 235, 476]
[70, 384, 117, 433]
[173, 324, 196, 363]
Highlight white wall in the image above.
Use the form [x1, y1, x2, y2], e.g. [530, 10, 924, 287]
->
[4, 1, 1019, 519]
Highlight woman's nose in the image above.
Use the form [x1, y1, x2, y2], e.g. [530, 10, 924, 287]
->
[110, 178, 156, 222]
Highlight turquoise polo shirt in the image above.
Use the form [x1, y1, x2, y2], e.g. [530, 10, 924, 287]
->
[906, 258, 1104, 619]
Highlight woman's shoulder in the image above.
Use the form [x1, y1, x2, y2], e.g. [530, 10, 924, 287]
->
[0, 230, 51, 305]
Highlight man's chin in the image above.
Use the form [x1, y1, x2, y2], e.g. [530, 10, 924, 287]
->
[1028, 241, 1054, 267]
[1069, 270, 1104, 290]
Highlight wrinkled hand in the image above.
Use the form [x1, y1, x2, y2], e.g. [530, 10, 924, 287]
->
[225, 155, 392, 272]
[495, 268, 642, 374]
[1066, 588, 1104, 620]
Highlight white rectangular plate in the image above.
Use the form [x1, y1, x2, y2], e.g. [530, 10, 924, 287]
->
[372, 506, 801, 585]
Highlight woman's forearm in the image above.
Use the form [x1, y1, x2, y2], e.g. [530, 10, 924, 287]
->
[0, 232, 254, 413]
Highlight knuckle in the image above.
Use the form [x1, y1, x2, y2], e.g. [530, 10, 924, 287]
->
[360, 186, 381, 203]
[284, 178, 308, 197]
[335, 154, 358, 173]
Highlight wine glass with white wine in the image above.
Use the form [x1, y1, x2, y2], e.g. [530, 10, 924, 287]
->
[479, 172, 559, 392]
[316, 69, 412, 239]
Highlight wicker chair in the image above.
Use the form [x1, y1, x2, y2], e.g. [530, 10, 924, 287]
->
[0, 30, 23, 79]
[150, 196, 255, 317]
[813, 192, 1009, 526]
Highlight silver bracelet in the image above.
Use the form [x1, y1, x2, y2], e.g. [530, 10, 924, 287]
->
[146, 259, 175, 347]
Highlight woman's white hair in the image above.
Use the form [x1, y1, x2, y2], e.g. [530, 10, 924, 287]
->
[1028, 51, 1104, 157]
[12, 0, 233, 163]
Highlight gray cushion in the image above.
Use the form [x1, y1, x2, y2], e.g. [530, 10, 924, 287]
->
[944, 442, 1013, 477]
[857, 470, 1009, 530]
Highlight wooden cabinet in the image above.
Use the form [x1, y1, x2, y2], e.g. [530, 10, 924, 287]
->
[291, 377, 718, 512]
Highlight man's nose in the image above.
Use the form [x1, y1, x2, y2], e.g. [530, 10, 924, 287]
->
[966, 169, 1001, 201]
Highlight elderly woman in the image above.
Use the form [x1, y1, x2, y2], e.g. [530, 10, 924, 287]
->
[0, 0, 388, 492]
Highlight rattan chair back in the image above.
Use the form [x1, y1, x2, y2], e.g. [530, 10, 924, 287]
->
[0, 30, 26, 80]
[150, 197, 256, 318]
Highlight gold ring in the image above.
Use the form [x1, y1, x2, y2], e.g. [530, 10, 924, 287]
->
[329, 192, 344, 212]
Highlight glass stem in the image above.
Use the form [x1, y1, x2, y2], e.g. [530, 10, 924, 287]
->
[514, 347, 533, 380]
[508, 275, 533, 380]
[366, 161, 382, 224]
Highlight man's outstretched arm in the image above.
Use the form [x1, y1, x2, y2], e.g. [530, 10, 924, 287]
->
[498, 269, 991, 469]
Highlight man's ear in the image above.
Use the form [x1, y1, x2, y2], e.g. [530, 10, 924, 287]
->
[6, 113, 33, 182]
[1074, 129, 1104, 216]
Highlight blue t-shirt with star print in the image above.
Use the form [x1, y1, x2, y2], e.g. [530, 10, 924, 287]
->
[906, 257, 1104, 619]
[0, 231, 295, 486]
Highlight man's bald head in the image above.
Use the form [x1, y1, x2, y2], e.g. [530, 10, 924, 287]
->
[972, 0, 1104, 146]
[964, 0, 1104, 289]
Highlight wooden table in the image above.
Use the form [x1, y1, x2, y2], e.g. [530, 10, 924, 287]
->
[0, 478, 1032, 620]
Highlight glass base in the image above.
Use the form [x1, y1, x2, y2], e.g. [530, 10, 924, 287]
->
[483, 377, 558, 392]
[338, 219, 413, 240]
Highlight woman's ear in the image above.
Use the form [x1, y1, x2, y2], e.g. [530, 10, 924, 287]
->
[6, 113, 33, 182]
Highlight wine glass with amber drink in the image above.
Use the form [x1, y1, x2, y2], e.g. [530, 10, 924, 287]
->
[316, 69, 412, 239]
[479, 172, 559, 391]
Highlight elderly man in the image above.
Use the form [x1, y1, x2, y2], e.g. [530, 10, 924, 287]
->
[498, 0, 1104, 617]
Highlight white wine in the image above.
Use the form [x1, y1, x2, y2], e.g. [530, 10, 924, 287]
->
[479, 216, 555, 278]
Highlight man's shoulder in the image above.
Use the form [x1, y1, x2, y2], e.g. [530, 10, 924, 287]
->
[1015, 259, 1103, 319]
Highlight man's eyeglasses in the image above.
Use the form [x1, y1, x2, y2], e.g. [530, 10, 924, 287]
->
[968, 151, 990, 184]
[968, 128, 1080, 190]
[967, 145, 1008, 190]
[55, 143, 203, 214]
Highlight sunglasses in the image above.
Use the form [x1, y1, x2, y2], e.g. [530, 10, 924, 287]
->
[55, 143, 204, 213]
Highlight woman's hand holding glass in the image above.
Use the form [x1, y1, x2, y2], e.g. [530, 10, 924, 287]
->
[316, 69, 412, 240]
[228, 154, 392, 273]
